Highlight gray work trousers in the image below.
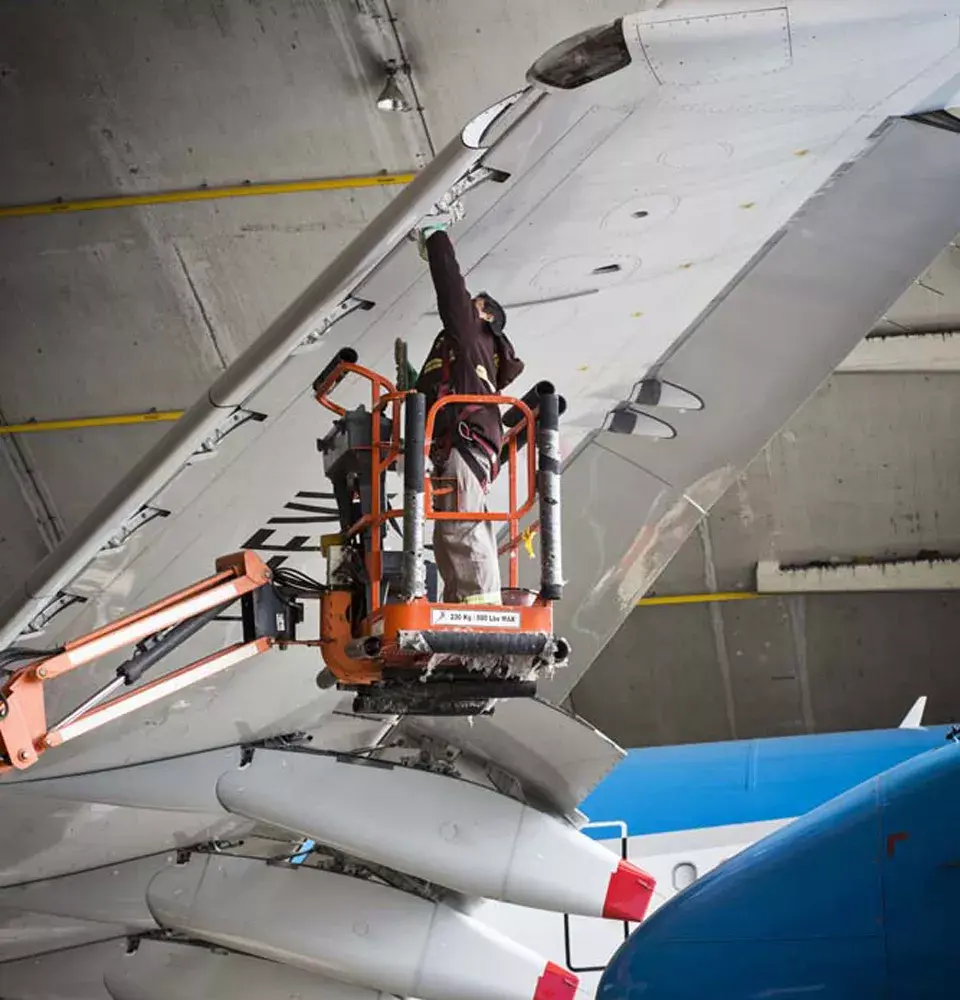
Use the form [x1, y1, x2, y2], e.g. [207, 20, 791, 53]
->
[433, 447, 502, 605]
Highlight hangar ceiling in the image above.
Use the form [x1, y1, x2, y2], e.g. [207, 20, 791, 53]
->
[2, 0, 958, 749]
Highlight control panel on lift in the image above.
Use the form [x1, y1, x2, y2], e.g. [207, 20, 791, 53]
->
[311, 347, 570, 717]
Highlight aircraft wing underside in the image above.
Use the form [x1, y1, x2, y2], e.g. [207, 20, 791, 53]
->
[5, 4, 960, 998]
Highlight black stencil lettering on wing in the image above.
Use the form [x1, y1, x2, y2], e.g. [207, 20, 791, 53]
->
[243, 528, 324, 553]
[264, 491, 340, 525]
[243, 489, 400, 568]
[242, 490, 334, 567]
[267, 500, 340, 524]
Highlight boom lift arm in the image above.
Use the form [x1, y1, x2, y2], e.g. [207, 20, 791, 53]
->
[0, 552, 302, 773]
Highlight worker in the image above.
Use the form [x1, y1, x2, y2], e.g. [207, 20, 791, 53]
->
[415, 222, 524, 605]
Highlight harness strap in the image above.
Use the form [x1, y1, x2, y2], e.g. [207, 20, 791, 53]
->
[457, 410, 500, 484]
[455, 439, 493, 491]
[426, 338, 501, 483]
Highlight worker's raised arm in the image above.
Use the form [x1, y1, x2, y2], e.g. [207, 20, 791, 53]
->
[426, 230, 476, 343]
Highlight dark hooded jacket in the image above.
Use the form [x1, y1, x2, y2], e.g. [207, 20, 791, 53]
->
[415, 231, 524, 471]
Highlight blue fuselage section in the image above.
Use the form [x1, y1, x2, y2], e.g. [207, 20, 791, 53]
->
[595, 727, 960, 999]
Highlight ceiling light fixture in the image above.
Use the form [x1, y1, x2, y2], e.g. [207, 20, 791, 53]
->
[377, 61, 411, 113]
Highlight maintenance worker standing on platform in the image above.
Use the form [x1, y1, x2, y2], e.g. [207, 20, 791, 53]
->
[414, 221, 524, 605]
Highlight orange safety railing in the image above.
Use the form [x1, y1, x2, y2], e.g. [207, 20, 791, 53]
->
[313, 356, 404, 610]
[314, 358, 540, 599]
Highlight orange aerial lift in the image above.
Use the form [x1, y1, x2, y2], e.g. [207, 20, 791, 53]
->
[310, 348, 568, 716]
[0, 349, 568, 770]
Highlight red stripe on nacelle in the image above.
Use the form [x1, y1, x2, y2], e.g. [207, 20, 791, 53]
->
[602, 859, 656, 922]
[533, 962, 579, 1000]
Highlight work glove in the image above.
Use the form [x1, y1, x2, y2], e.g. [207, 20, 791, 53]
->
[416, 220, 450, 261]
[395, 338, 419, 390]
[412, 200, 465, 259]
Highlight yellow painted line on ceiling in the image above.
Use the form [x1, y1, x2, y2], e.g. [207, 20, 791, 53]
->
[638, 591, 762, 607]
[0, 172, 417, 219]
[0, 411, 184, 435]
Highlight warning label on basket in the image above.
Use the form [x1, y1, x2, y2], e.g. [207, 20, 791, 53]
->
[430, 608, 522, 628]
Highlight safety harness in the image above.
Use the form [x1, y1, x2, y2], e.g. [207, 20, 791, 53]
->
[426, 335, 500, 489]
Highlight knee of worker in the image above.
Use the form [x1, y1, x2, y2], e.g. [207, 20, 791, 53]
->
[434, 517, 478, 556]
[433, 504, 500, 560]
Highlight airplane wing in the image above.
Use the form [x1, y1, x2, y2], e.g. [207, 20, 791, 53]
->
[4, 2, 960, 762]
[4, 3, 960, 998]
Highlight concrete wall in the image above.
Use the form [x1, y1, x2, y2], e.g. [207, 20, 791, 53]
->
[573, 370, 960, 745]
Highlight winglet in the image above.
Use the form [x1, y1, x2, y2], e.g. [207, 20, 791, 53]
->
[899, 695, 927, 729]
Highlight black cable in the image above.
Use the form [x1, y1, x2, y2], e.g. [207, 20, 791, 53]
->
[274, 566, 326, 590]
[0, 644, 63, 669]
[1, 644, 64, 659]
[272, 566, 327, 599]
